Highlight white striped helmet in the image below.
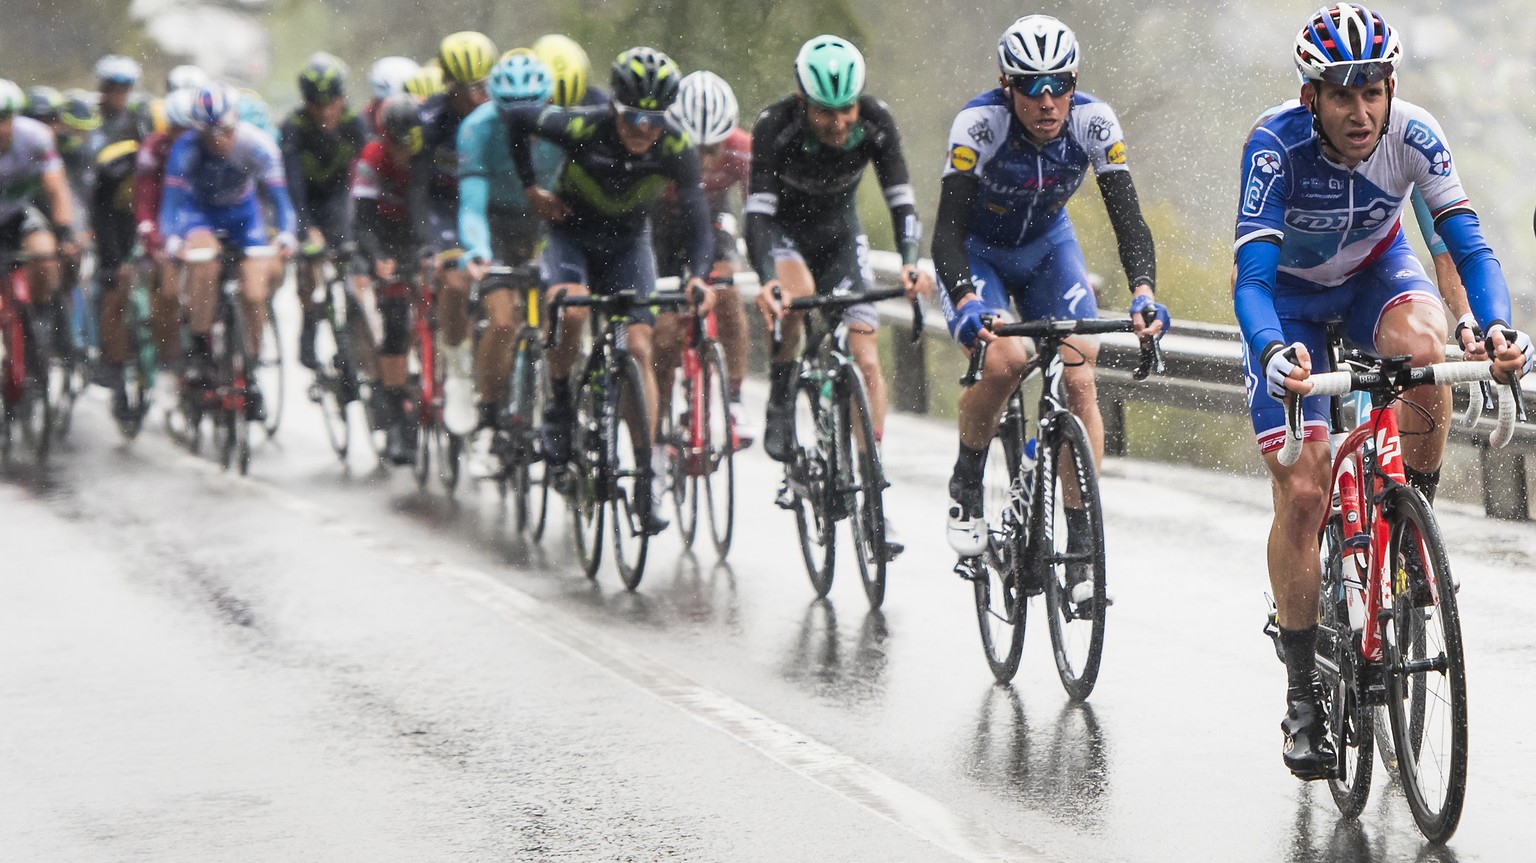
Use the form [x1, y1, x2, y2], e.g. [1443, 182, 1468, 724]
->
[667, 70, 738, 147]
[998, 15, 1080, 76]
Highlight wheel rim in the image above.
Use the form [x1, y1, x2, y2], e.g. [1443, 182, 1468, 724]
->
[702, 344, 735, 557]
[1040, 417, 1107, 700]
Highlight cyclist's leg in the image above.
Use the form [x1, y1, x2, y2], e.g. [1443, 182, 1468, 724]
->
[650, 310, 684, 422]
[1030, 225, 1104, 466]
[538, 226, 590, 465]
[1348, 246, 1448, 501]
[762, 234, 816, 463]
[151, 254, 182, 365]
[842, 234, 887, 439]
[95, 208, 136, 369]
[599, 225, 662, 443]
[19, 208, 60, 309]
[474, 213, 537, 430]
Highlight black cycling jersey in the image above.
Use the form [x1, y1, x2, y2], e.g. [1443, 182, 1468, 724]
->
[415, 93, 470, 218]
[503, 104, 712, 280]
[279, 108, 368, 232]
[744, 94, 920, 281]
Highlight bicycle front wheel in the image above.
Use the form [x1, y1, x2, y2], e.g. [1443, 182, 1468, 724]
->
[570, 368, 605, 579]
[508, 329, 550, 539]
[790, 367, 835, 598]
[1039, 411, 1107, 701]
[1381, 485, 1466, 843]
[701, 341, 735, 558]
[258, 299, 284, 438]
[609, 355, 652, 591]
[837, 363, 886, 610]
[1318, 513, 1373, 818]
[973, 392, 1028, 684]
[663, 362, 699, 549]
[312, 309, 352, 460]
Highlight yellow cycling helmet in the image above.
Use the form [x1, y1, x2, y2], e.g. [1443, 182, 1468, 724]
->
[532, 34, 590, 107]
[404, 63, 445, 100]
[500, 47, 536, 63]
[438, 31, 497, 85]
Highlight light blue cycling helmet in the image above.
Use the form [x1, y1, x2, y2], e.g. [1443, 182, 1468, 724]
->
[487, 51, 553, 107]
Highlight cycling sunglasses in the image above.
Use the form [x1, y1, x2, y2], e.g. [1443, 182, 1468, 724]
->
[1008, 72, 1077, 98]
[615, 104, 668, 132]
[1316, 60, 1395, 88]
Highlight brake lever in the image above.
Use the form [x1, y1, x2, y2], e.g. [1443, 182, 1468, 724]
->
[543, 288, 567, 350]
[1133, 307, 1167, 381]
[959, 314, 994, 387]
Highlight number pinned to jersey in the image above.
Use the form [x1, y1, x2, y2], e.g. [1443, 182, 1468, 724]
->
[1105, 141, 1126, 165]
[949, 144, 978, 173]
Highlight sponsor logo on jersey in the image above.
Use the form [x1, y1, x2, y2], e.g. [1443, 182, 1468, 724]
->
[967, 119, 993, 145]
[1087, 115, 1114, 142]
[1405, 119, 1452, 175]
[1105, 141, 1126, 165]
[950, 144, 978, 172]
[1241, 150, 1283, 217]
[1393, 268, 1416, 280]
[1283, 197, 1397, 233]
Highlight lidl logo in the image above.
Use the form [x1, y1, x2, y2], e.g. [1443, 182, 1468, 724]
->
[950, 145, 977, 172]
[1105, 141, 1126, 165]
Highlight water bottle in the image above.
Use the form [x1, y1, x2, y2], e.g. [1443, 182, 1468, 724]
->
[1336, 463, 1367, 633]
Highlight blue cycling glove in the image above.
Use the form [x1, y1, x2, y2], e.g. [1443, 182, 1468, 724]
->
[1129, 293, 1171, 335]
[952, 301, 986, 349]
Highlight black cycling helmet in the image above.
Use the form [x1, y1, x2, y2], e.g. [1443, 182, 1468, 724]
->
[609, 47, 681, 112]
[378, 94, 422, 150]
[299, 52, 348, 104]
[24, 85, 65, 122]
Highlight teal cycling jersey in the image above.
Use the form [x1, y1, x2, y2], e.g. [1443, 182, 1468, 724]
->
[456, 101, 562, 263]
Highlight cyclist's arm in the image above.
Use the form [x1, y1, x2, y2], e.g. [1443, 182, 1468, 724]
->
[667, 140, 713, 280]
[279, 116, 313, 234]
[353, 197, 386, 268]
[133, 138, 163, 246]
[158, 140, 193, 247]
[1097, 171, 1156, 294]
[257, 134, 298, 241]
[743, 110, 785, 284]
[458, 174, 492, 263]
[865, 98, 921, 267]
[1409, 188, 1468, 318]
[406, 149, 436, 250]
[932, 172, 980, 306]
[1232, 127, 1291, 359]
[41, 165, 74, 237]
[502, 104, 572, 191]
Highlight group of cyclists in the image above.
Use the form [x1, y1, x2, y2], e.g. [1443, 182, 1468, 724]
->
[1, 2, 1533, 796]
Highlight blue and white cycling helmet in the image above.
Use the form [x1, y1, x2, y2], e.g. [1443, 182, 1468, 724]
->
[1294, 4, 1401, 87]
[95, 54, 143, 86]
[487, 51, 552, 108]
[998, 15, 1079, 76]
[187, 84, 239, 132]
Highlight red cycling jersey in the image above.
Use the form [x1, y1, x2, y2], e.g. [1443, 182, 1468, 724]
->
[661, 127, 750, 210]
[352, 140, 411, 222]
[133, 130, 179, 250]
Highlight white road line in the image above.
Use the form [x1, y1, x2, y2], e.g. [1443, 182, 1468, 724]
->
[170, 446, 1058, 863]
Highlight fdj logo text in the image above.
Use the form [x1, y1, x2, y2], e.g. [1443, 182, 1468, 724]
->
[1285, 198, 1396, 233]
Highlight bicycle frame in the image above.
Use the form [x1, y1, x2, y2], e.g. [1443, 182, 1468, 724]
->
[1326, 398, 1405, 667]
[0, 263, 30, 404]
[675, 303, 720, 475]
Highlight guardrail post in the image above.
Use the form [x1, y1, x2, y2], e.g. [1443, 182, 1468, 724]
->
[890, 320, 929, 415]
[1479, 439, 1530, 521]
[1101, 396, 1127, 458]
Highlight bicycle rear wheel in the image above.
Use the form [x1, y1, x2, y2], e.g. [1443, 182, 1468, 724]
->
[664, 363, 699, 549]
[701, 341, 735, 558]
[311, 306, 352, 460]
[609, 355, 652, 590]
[258, 300, 284, 438]
[1317, 514, 1374, 818]
[838, 363, 886, 610]
[973, 392, 1028, 684]
[508, 329, 550, 538]
[1039, 411, 1107, 701]
[570, 369, 605, 579]
[790, 367, 835, 598]
[1381, 485, 1466, 843]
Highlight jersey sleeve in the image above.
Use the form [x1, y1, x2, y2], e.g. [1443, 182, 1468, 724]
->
[352, 145, 382, 201]
[1397, 106, 1473, 224]
[940, 104, 1001, 180]
[863, 98, 920, 265]
[456, 110, 492, 179]
[1233, 125, 1290, 250]
[1074, 100, 1129, 176]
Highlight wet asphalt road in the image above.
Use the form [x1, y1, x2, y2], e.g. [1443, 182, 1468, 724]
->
[2, 327, 1534, 861]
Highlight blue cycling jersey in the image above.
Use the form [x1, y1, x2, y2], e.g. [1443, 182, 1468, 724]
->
[1232, 99, 1510, 357]
[941, 88, 1128, 248]
[456, 101, 562, 264]
[159, 124, 296, 243]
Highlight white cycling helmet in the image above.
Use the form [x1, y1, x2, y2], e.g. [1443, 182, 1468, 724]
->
[667, 70, 738, 147]
[0, 79, 26, 117]
[369, 56, 420, 101]
[166, 64, 209, 93]
[163, 88, 197, 129]
[1294, 4, 1401, 86]
[95, 54, 143, 86]
[997, 15, 1080, 76]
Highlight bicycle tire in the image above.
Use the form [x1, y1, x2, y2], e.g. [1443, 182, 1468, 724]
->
[790, 363, 835, 598]
[313, 300, 352, 460]
[838, 362, 886, 610]
[701, 340, 735, 558]
[570, 366, 606, 579]
[438, 430, 462, 493]
[1318, 513, 1374, 818]
[973, 390, 1029, 684]
[411, 391, 432, 489]
[228, 296, 255, 476]
[609, 354, 652, 590]
[115, 282, 154, 441]
[1039, 410, 1107, 701]
[666, 365, 700, 550]
[345, 296, 387, 460]
[46, 297, 78, 443]
[1381, 484, 1466, 843]
[257, 299, 284, 438]
[17, 308, 52, 465]
[508, 328, 550, 538]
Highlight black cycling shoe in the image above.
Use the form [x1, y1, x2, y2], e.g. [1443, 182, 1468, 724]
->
[297, 312, 319, 371]
[476, 401, 499, 432]
[385, 422, 414, 466]
[641, 495, 670, 536]
[541, 401, 574, 466]
[245, 386, 267, 423]
[763, 400, 794, 463]
[1281, 694, 1338, 781]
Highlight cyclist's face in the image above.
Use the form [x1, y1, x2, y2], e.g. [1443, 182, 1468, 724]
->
[0, 115, 13, 151]
[697, 142, 724, 173]
[450, 81, 488, 114]
[99, 82, 130, 116]
[615, 111, 664, 154]
[1005, 77, 1073, 145]
[201, 125, 236, 157]
[804, 100, 859, 148]
[1305, 79, 1389, 166]
[307, 97, 344, 132]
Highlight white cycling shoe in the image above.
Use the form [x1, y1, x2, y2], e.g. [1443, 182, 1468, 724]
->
[946, 498, 987, 557]
[728, 401, 757, 449]
[442, 341, 477, 436]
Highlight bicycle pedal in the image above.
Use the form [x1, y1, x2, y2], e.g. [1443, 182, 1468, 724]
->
[953, 558, 983, 582]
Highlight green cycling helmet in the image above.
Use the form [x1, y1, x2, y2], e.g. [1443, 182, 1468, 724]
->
[794, 35, 865, 109]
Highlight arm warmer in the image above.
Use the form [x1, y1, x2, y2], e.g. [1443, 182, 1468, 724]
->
[353, 197, 384, 266]
[280, 130, 311, 232]
[1233, 237, 1285, 359]
[1436, 210, 1512, 327]
[1097, 170, 1156, 291]
[931, 173, 980, 306]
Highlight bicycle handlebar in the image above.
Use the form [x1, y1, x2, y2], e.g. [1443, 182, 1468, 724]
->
[1277, 352, 1524, 467]
[960, 315, 1163, 388]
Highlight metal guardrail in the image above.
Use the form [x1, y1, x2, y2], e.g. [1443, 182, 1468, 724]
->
[708, 249, 1531, 519]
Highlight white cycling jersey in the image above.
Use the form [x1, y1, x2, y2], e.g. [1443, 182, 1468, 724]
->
[0, 116, 63, 224]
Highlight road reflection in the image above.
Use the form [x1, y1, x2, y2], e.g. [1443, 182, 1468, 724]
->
[1283, 784, 1463, 863]
[779, 599, 890, 709]
[963, 687, 1111, 833]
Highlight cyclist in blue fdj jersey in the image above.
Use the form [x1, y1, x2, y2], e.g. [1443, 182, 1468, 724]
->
[160, 85, 298, 420]
[457, 50, 563, 466]
[1232, 4, 1532, 780]
[934, 15, 1167, 557]
[505, 46, 716, 536]
[282, 52, 369, 371]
